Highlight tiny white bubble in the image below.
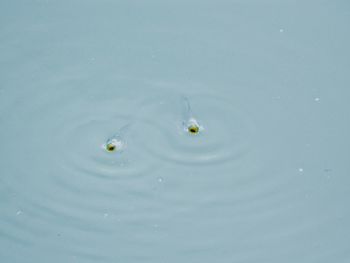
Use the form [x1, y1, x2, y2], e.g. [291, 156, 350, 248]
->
[279, 29, 284, 33]
[16, 210, 22, 215]
[314, 97, 320, 102]
[298, 168, 304, 172]
[158, 177, 163, 183]
[103, 213, 109, 218]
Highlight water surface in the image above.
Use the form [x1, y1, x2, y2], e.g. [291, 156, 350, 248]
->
[1, 0, 350, 262]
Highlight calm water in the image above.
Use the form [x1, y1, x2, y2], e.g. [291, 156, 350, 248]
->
[1, 0, 350, 262]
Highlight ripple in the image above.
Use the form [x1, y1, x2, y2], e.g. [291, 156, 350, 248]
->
[1, 82, 347, 263]
[13, 86, 157, 180]
[0, 87, 159, 254]
[134, 93, 254, 165]
[54, 113, 155, 180]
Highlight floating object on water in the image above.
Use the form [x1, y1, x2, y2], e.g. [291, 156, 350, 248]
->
[188, 125, 199, 134]
[105, 138, 121, 152]
[187, 118, 200, 134]
[106, 144, 116, 152]
[103, 124, 130, 153]
[181, 96, 202, 135]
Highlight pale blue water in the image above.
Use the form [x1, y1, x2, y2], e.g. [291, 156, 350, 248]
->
[1, 0, 350, 262]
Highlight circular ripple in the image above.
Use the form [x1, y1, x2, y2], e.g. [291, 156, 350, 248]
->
[0, 86, 160, 257]
[54, 112, 155, 180]
[134, 93, 254, 165]
[15, 87, 157, 182]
